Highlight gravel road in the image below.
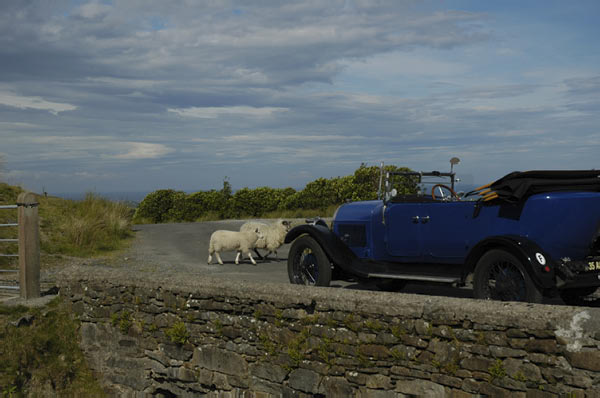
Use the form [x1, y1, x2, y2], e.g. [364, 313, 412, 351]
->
[127, 220, 294, 285]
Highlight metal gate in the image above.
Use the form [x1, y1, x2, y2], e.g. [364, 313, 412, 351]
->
[0, 192, 40, 299]
[0, 204, 19, 292]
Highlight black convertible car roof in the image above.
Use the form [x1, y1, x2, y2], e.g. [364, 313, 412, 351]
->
[476, 170, 600, 203]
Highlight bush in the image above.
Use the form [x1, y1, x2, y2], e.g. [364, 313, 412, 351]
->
[135, 164, 416, 223]
[134, 189, 186, 223]
[227, 187, 296, 218]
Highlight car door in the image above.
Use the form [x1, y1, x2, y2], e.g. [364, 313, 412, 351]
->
[384, 202, 423, 260]
[420, 201, 477, 262]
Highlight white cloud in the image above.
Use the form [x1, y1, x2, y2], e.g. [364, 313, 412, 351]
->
[168, 106, 288, 119]
[0, 122, 39, 129]
[84, 77, 164, 89]
[112, 142, 175, 160]
[340, 51, 469, 79]
[191, 132, 365, 144]
[0, 92, 77, 115]
[75, 2, 112, 19]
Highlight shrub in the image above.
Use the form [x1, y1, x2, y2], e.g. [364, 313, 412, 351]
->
[135, 164, 416, 223]
[187, 190, 228, 219]
[134, 189, 185, 223]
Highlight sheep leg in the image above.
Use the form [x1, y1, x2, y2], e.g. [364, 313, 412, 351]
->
[246, 251, 257, 265]
[215, 252, 223, 265]
[207, 253, 212, 264]
[235, 251, 241, 265]
[253, 248, 264, 260]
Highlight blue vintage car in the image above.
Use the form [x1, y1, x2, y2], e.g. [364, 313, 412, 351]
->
[285, 169, 600, 304]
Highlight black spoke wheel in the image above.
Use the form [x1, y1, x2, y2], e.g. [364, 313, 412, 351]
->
[473, 249, 542, 303]
[287, 235, 332, 287]
[560, 287, 598, 306]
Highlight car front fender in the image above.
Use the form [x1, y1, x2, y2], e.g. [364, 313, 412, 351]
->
[285, 224, 356, 270]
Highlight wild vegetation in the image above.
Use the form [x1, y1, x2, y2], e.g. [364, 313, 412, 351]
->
[134, 163, 416, 224]
[0, 183, 134, 267]
[0, 298, 105, 397]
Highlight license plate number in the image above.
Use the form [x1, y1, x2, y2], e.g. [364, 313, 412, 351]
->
[588, 261, 600, 271]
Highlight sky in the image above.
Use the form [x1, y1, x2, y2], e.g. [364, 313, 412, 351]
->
[1, 0, 599, 197]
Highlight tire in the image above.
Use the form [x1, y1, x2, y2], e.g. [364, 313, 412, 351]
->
[287, 235, 332, 287]
[473, 249, 543, 303]
[559, 287, 598, 306]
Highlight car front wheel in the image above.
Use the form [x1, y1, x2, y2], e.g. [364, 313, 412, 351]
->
[287, 235, 332, 286]
[473, 249, 543, 303]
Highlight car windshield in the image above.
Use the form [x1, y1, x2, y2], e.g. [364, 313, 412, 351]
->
[383, 171, 479, 202]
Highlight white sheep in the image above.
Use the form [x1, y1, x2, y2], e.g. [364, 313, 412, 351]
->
[239, 219, 291, 260]
[207, 228, 264, 265]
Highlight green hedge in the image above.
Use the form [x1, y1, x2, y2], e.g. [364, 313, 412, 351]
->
[133, 164, 415, 223]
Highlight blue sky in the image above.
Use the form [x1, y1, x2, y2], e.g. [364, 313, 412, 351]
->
[1, 0, 599, 195]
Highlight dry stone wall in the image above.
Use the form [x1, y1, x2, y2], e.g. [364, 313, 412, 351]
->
[58, 266, 600, 397]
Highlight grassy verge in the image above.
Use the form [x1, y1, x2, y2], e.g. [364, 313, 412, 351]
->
[39, 192, 134, 258]
[0, 298, 105, 397]
[0, 183, 135, 268]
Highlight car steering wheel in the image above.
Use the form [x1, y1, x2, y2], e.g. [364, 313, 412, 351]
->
[431, 184, 460, 201]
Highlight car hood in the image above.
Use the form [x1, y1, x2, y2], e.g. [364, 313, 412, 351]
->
[334, 200, 382, 223]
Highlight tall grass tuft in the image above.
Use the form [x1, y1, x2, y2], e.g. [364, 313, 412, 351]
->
[42, 193, 134, 257]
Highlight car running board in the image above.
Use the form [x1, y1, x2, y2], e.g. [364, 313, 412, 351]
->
[367, 273, 460, 284]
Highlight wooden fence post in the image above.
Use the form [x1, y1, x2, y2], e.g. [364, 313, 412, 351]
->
[18, 192, 40, 299]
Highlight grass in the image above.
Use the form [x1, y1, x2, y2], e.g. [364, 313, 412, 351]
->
[0, 297, 105, 397]
[40, 192, 134, 257]
[0, 183, 135, 266]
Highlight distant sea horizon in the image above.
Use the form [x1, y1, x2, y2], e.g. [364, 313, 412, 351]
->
[54, 191, 151, 203]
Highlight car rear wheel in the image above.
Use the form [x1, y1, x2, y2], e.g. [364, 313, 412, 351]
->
[473, 249, 542, 303]
[559, 287, 598, 306]
[287, 235, 332, 287]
